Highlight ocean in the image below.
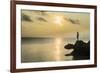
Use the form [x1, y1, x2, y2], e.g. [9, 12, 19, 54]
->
[21, 37, 77, 63]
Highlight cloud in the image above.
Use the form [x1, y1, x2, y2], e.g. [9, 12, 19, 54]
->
[68, 18, 80, 24]
[64, 17, 80, 25]
[33, 11, 47, 16]
[21, 13, 32, 22]
[40, 11, 47, 15]
[36, 17, 47, 22]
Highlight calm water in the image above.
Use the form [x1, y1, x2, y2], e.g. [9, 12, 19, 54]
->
[21, 38, 75, 63]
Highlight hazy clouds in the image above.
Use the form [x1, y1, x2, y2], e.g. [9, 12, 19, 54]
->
[21, 10, 90, 40]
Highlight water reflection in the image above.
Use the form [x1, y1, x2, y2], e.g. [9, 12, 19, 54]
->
[55, 38, 62, 61]
[21, 38, 73, 63]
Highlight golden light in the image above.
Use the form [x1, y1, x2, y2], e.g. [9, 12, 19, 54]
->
[53, 15, 63, 26]
[55, 38, 62, 61]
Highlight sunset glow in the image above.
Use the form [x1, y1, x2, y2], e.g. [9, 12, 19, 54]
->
[21, 10, 90, 62]
[54, 16, 63, 26]
[21, 10, 90, 40]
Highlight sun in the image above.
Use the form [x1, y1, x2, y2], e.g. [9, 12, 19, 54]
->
[53, 15, 63, 26]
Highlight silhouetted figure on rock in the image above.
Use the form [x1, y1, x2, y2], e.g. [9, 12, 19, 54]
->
[64, 32, 90, 60]
[64, 40, 90, 60]
[77, 32, 79, 40]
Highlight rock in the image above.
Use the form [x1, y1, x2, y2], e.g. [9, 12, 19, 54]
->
[64, 40, 90, 60]
[64, 44, 74, 49]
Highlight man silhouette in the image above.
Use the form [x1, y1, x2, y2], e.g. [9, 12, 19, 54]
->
[77, 32, 79, 40]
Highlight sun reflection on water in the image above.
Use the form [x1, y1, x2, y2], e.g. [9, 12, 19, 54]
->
[55, 38, 62, 61]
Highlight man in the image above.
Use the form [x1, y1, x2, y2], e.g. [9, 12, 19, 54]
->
[77, 32, 79, 40]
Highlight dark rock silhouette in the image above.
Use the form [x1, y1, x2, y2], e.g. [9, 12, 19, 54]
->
[64, 40, 90, 60]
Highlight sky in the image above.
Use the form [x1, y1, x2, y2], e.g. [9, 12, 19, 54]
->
[21, 10, 90, 40]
